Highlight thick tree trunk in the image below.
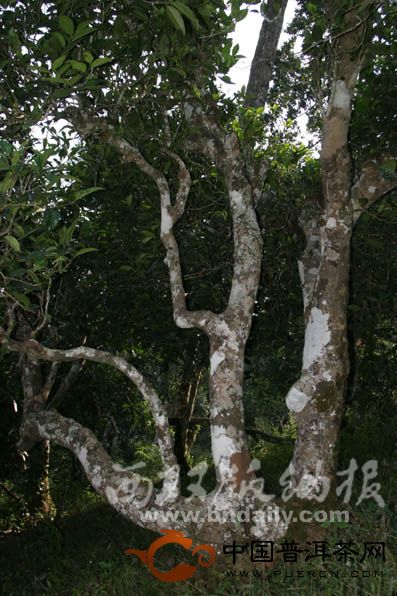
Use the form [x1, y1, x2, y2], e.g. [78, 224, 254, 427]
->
[285, 3, 376, 498]
[289, 213, 352, 497]
[209, 331, 251, 487]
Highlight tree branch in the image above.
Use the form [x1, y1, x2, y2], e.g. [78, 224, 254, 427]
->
[245, 0, 288, 108]
[184, 104, 263, 333]
[49, 360, 84, 410]
[69, 111, 218, 335]
[351, 157, 397, 223]
[28, 408, 169, 525]
[0, 326, 180, 501]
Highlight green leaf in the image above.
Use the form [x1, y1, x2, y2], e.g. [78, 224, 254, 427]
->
[72, 21, 94, 41]
[83, 50, 94, 64]
[13, 223, 25, 237]
[74, 247, 98, 257]
[42, 76, 69, 85]
[172, 1, 199, 29]
[70, 60, 87, 73]
[90, 57, 112, 69]
[58, 219, 78, 246]
[166, 5, 185, 35]
[67, 73, 84, 86]
[53, 32, 66, 48]
[141, 230, 156, 244]
[158, 34, 169, 56]
[52, 54, 67, 71]
[6, 234, 21, 252]
[59, 15, 75, 37]
[0, 173, 16, 192]
[73, 186, 102, 201]
[0, 140, 13, 155]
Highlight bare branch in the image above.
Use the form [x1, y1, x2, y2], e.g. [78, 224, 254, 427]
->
[0, 326, 179, 498]
[184, 104, 263, 330]
[26, 408, 167, 525]
[42, 361, 59, 402]
[69, 111, 217, 334]
[49, 360, 84, 410]
[161, 148, 192, 223]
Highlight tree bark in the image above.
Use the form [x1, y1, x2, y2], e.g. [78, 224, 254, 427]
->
[245, 0, 288, 108]
[285, 2, 397, 499]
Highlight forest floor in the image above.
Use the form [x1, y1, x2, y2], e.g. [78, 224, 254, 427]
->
[0, 484, 396, 596]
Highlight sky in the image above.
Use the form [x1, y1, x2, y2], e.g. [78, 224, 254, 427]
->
[224, 1, 310, 145]
[227, 0, 298, 90]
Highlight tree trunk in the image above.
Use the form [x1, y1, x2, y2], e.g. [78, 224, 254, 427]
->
[209, 331, 252, 488]
[25, 440, 55, 517]
[285, 3, 375, 498]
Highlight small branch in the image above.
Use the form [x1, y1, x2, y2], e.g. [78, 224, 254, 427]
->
[245, 427, 294, 445]
[49, 360, 84, 410]
[161, 148, 192, 223]
[302, 2, 382, 56]
[32, 279, 52, 338]
[42, 361, 59, 402]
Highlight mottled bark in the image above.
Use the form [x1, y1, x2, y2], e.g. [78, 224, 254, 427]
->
[285, 2, 397, 499]
[0, 329, 180, 504]
[15, 320, 56, 517]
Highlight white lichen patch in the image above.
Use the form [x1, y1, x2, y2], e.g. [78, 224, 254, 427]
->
[368, 185, 376, 194]
[326, 217, 337, 229]
[160, 208, 173, 235]
[210, 350, 225, 375]
[156, 415, 167, 429]
[229, 190, 244, 213]
[175, 315, 191, 329]
[298, 260, 304, 285]
[78, 446, 88, 467]
[286, 387, 310, 413]
[211, 425, 239, 466]
[332, 80, 351, 110]
[105, 486, 118, 505]
[303, 307, 331, 369]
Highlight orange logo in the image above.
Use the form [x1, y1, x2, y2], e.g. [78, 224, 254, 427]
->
[125, 529, 216, 582]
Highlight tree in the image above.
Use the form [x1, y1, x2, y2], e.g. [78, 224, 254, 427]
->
[0, 0, 396, 547]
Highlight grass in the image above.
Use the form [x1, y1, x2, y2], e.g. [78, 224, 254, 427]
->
[0, 483, 396, 596]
